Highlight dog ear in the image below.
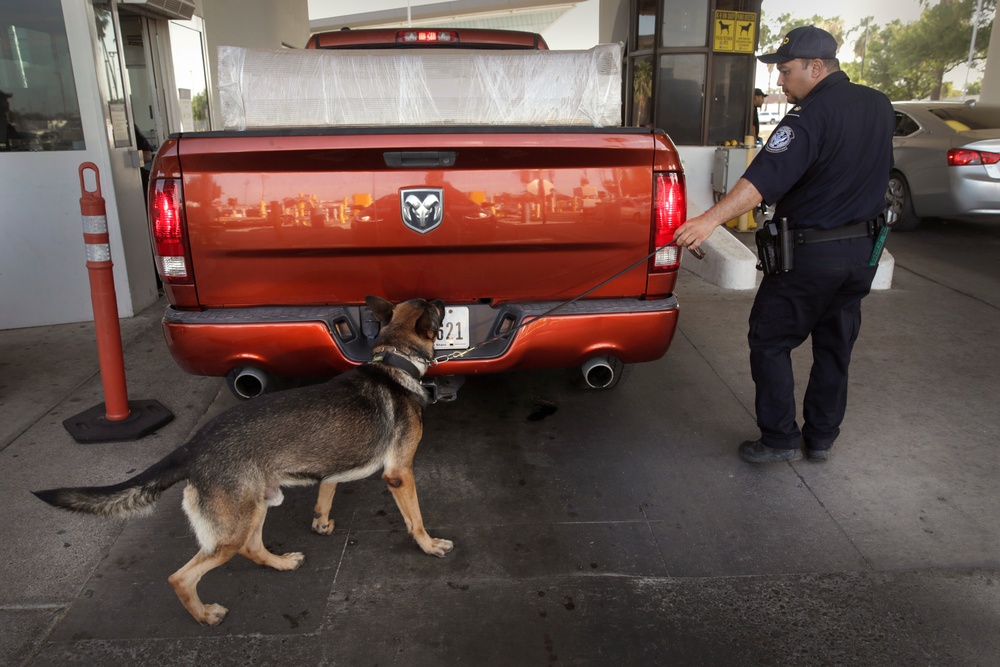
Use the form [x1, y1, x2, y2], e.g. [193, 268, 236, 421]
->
[365, 295, 395, 325]
[416, 300, 445, 340]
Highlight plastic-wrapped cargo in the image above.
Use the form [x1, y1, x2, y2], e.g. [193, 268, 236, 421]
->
[218, 44, 623, 130]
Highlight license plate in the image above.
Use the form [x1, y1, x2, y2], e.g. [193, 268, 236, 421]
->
[435, 306, 469, 350]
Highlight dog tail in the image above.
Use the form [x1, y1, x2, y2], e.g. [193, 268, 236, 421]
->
[33, 447, 190, 519]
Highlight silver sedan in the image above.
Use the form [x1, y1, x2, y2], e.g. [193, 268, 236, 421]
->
[888, 101, 1000, 231]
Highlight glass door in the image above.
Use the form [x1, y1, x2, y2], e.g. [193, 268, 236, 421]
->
[168, 16, 211, 132]
[119, 12, 160, 153]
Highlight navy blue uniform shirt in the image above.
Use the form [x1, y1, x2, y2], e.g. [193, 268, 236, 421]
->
[742, 71, 894, 230]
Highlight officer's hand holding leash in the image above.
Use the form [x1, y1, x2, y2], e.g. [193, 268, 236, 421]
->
[674, 178, 765, 257]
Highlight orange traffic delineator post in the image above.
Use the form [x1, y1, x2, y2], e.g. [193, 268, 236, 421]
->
[63, 163, 173, 443]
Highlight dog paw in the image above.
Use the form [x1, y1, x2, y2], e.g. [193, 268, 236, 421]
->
[311, 518, 335, 535]
[423, 538, 454, 558]
[201, 603, 228, 626]
[278, 552, 305, 570]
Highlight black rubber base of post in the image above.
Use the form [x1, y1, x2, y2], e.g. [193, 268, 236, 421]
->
[63, 399, 174, 443]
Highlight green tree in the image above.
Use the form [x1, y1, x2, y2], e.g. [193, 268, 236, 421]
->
[758, 12, 847, 93]
[912, 0, 993, 99]
[845, 16, 877, 85]
[849, 19, 935, 100]
[192, 90, 209, 122]
[848, 0, 993, 100]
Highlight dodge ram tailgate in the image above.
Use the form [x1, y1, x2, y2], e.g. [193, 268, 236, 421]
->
[158, 127, 682, 308]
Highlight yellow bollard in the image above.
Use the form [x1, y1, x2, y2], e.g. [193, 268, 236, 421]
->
[737, 136, 758, 232]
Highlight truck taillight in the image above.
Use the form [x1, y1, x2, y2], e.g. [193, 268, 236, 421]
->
[651, 172, 686, 272]
[397, 30, 458, 43]
[948, 148, 1000, 166]
[149, 179, 192, 283]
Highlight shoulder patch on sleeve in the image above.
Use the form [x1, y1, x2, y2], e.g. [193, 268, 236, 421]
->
[765, 126, 795, 153]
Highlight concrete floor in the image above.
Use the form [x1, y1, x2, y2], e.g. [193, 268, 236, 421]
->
[1, 221, 999, 666]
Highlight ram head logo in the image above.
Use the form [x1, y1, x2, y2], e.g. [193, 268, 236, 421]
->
[400, 188, 444, 234]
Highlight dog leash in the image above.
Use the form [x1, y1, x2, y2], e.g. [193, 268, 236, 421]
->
[432, 241, 704, 366]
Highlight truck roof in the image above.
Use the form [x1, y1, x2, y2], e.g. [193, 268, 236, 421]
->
[306, 27, 548, 50]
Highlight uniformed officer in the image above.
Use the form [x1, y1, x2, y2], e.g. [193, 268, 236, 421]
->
[673, 26, 895, 463]
[751, 87, 765, 143]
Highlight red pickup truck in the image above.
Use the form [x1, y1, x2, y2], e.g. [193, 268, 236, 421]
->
[147, 28, 686, 399]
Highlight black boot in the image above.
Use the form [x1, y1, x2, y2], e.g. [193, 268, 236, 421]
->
[738, 439, 802, 463]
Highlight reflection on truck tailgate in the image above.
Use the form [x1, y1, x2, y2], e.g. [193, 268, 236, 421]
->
[171, 131, 671, 307]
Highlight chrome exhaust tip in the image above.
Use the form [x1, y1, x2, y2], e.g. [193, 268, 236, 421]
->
[581, 355, 618, 389]
[228, 366, 271, 400]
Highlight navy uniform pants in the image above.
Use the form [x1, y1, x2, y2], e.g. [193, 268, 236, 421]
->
[748, 236, 878, 451]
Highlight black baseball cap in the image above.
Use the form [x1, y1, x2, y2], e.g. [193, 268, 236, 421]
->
[753, 88, 765, 97]
[758, 26, 838, 64]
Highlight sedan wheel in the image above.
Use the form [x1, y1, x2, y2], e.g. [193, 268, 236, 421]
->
[886, 172, 920, 231]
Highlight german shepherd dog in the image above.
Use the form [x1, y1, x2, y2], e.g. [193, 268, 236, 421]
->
[34, 296, 453, 626]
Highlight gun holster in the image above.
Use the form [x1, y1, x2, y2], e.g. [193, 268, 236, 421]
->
[755, 218, 793, 275]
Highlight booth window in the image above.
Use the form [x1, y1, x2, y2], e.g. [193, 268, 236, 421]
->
[0, 0, 84, 152]
[631, 55, 654, 127]
[661, 0, 708, 48]
[708, 53, 753, 145]
[626, 0, 761, 146]
[94, 3, 132, 148]
[656, 54, 706, 145]
[635, 0, 656, 51]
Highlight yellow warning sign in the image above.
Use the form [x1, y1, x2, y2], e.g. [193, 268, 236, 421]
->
[713, 11, 756, 54]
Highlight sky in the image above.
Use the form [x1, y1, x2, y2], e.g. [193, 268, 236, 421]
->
[761, 0, 924, 31]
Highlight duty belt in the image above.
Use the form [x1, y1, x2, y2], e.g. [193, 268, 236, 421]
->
[792, 217, 882, 245]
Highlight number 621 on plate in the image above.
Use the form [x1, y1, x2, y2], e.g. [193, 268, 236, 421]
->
[435, 306, 469, 350]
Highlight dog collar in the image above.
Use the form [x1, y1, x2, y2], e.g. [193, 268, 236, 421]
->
[370, 350, 423, 379]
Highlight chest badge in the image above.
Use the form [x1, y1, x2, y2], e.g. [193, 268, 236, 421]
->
[400, 188, 444, 234]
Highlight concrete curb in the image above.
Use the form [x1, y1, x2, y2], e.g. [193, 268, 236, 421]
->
[682, 228, 895, 291]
